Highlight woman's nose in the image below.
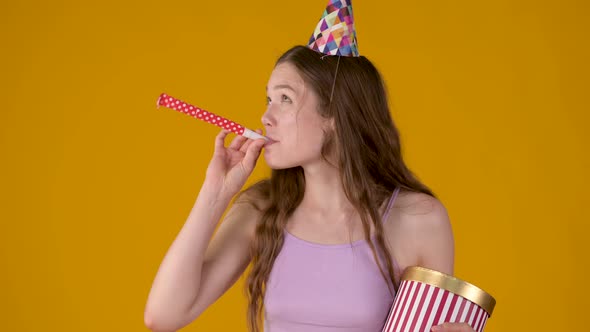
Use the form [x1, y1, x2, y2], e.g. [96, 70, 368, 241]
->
[261, 107, 275, 127]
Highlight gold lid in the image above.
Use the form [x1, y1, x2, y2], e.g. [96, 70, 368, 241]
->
[401, 266, 496, 316]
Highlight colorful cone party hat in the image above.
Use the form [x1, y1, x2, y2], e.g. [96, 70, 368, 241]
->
[308, 0, 359, 57]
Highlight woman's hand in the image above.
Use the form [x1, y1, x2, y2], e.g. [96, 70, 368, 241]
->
[431, 322, 476, 332]
[204, 129, 266, 198]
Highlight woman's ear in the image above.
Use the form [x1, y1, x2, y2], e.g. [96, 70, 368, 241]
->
[325, 117, 336, 131]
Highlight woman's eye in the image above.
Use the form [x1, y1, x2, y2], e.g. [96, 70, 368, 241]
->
[266, 96, 271, 105]
[281, 94, 292, 103]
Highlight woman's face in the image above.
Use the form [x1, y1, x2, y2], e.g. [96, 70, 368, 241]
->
[262, 62, 331, 169]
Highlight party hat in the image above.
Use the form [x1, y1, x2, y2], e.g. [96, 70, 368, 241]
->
[308, 0, 358, 57]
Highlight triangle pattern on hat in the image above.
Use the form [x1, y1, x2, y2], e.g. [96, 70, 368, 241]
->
[308, 0, 358, 57]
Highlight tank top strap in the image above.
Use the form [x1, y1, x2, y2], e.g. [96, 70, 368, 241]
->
[381, 187, 401, 223]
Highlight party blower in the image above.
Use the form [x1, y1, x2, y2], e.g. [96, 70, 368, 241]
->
[156, 93, 269, 141]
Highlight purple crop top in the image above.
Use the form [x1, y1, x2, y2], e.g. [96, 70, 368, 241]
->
[264, 187, 401, 332]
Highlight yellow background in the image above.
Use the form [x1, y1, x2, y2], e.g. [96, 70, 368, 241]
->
[1, 0, 588, 331]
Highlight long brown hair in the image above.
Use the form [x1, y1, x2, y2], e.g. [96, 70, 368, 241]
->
[239, 45, 435, 332]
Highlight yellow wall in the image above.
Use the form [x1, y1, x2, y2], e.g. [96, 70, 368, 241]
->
[1, 0, 588, 331]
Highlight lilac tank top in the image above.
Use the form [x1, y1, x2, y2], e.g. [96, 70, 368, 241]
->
[264, 187, 401, 332]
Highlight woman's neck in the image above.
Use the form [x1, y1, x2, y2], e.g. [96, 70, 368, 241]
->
[299, 160, 355, 218]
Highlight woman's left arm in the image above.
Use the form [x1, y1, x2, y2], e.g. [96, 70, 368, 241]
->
[402, 195, 476, 332]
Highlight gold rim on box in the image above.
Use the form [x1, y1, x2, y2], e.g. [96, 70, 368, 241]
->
[401, 266, 496, 316]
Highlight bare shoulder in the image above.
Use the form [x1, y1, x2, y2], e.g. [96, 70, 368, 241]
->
[225, 184, 270, 239]
[233, 186, 270, 214]
[203, 188, 268, 263]
[233, 180, 271, 211]
[384, 190, 450, 235]
[384, 190, 454, 274]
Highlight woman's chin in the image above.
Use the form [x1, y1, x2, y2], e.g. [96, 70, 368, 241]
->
[263, 157, 283, 170]
[263, 154, 294, 170]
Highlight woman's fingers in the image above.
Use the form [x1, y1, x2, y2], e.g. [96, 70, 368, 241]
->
[239, 129, 264, 153]
[242, 139, 266, 172]
[240, 139, 253, 153]
[214, 129, 230, 153]
[431, 322, 474, 332]
[228, 133, 248, 150]
[216, 128, 264, 159]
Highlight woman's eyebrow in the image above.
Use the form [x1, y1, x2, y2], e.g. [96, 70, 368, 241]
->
[266, 84, 296, 92]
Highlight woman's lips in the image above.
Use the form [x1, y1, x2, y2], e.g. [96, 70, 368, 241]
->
[264, 137, 278, 147]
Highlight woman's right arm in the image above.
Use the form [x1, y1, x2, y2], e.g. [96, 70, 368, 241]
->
[144, 129, 266, 332]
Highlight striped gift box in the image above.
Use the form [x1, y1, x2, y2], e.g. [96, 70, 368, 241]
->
[382, 267, 496, 332]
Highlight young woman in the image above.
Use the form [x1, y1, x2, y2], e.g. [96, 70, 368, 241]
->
[144, 46, 477, 332]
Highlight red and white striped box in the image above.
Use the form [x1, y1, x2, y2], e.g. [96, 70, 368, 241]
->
[382, 267, 496, 332]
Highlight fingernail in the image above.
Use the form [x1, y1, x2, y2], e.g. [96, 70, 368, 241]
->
[431, 326, 441, 332]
